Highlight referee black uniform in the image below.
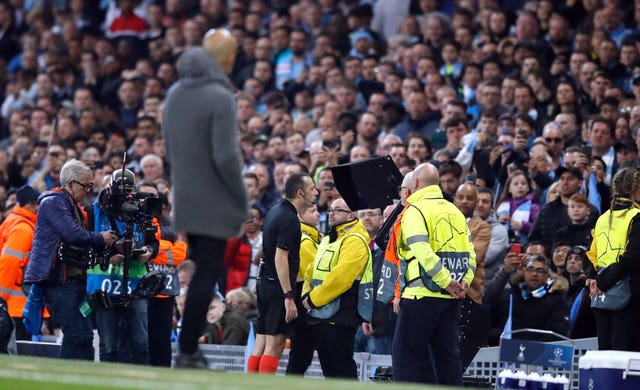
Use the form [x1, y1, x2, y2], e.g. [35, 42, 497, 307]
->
[256, 199, 301, 335]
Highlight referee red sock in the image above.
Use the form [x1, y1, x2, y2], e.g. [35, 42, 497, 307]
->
[247, 355, 261, 373]
[258, 355, 280, 374]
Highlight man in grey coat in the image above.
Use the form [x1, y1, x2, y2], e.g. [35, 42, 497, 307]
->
[162, 29, 248, 368]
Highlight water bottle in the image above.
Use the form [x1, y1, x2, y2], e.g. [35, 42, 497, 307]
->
[541, 373, 555, 389]
[555, 374, 569, 390]
[514, 370, 529, 389]
[497, 369, 517, 389]
[526, 372, 543, 390]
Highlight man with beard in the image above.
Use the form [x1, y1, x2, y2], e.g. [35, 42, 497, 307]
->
[355, 112, 380, 155]
[453, 183, 491, 370]
[275, 29, 312, 89]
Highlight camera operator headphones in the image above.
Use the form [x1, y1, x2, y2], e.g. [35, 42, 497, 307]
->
[111, 169, 136, 194]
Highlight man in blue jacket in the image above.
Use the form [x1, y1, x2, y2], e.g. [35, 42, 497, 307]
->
[24, 159, 117, 360]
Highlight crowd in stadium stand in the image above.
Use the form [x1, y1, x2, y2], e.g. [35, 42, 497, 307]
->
[2, 0, 640, 371]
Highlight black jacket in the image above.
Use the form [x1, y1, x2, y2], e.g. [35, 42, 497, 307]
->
[488, 274, 570, 345]
[528, 197, 599, 255]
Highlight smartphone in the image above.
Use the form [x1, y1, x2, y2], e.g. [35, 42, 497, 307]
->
[509, 243, 522, 256]
[324, 181, 335, 189]
[581, 145, 592, 160]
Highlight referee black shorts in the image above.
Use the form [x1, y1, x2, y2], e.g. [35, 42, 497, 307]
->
[256, 279, 289, 335]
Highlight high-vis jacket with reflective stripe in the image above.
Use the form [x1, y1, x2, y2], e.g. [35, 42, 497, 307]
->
[297, 222, 320, 283]
[0, 206, 36, 317]
[398, 185, 476, 299]
[304, 218, 373, 324]
[589, 205, 640, 270]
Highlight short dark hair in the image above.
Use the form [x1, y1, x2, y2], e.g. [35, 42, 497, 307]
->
[443, 116, 468, 131]
[477, 186, 494, 198]
[590, 115, 615, 137]
[439, 160, 462, 178]
[285, 172, 311, 199]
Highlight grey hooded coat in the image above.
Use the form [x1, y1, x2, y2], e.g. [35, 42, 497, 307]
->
[162, 48, 248, 238]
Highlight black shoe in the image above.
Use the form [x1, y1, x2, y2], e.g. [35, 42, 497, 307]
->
[174, 350, 209, 369]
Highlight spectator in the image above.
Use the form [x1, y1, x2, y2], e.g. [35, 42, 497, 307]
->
[496, 170, 541, 242]
[488, 255, 570, 344]
[453, 183, 491, 369]
[200, 293, 249, 346]
[476, 187, 509, 281]
[553, 194, 594, 249]
[224, 206, 263, 295]
[528, 167, 598, 255]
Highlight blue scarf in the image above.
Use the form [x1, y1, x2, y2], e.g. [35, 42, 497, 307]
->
[520, 278, 554, 300]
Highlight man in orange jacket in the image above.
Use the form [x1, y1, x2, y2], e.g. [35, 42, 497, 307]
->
[138, 181, 188, 367]
[0, 185, 40, 340]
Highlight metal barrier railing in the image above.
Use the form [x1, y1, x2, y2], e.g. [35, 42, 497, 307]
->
[16, 337, 598, 387]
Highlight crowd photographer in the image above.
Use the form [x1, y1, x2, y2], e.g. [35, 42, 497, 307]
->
[85, 168, 160, 365]
[23, 159, 117, 360]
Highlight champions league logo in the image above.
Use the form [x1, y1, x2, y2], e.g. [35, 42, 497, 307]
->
[554, 348, 563, 359]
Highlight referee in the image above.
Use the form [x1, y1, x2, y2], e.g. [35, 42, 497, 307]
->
[247, 173, 318, 374]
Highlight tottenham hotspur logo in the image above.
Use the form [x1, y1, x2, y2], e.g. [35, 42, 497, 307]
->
[517, 344, 526, 361]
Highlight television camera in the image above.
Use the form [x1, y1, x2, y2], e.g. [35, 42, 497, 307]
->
[89, 169, 165, 308]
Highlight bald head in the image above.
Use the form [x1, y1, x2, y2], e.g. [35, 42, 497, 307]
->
[454, 183, 478, 217]
[202, 28, 237, 73]
[413, 163, 440, 189]
[328, 197, 355, 227]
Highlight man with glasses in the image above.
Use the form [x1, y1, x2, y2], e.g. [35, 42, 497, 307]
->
[489, 255, 570, 343]
[302, 198, 372, 378]
[24, 159, 117, 360]
[542, 122, 565, 170]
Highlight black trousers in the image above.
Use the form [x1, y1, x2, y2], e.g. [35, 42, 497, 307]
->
[179, 234, 227, 355]
[594, 304, 635, 351]
[148, 297, 175, 366]
[285, 314, 315, 375]
[392, 297, 462, 385]
[312, 322, 357, 379]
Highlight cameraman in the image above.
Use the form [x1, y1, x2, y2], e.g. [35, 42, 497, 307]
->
[137, 180, 188, 367]
[23, 159, 117, 360]
[85, 169, 159, 364]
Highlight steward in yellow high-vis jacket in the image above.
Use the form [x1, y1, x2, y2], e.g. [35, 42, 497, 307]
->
[587, 168, 640, 351]
[287, 205, 321, 375]
[302, 198, 372, 379]
[391, 163, 476, 386]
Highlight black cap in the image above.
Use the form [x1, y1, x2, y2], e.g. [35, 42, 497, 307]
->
[614, 137, 638, 153]
[252, 134, 269, 146]
[16, 185, 40, 206]
[557, 166, 583, 181]
[566, 246, 587, 260]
